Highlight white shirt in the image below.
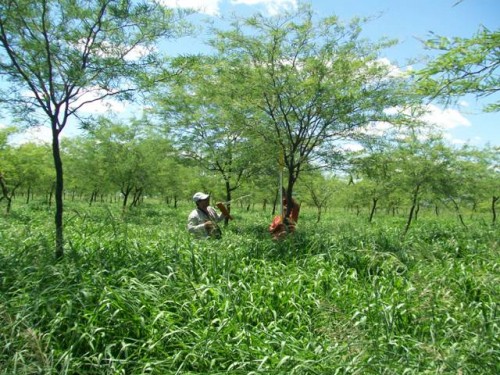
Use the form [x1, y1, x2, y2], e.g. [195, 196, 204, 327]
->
[187, 206, 224, 238]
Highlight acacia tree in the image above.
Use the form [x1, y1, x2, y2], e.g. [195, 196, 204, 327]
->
[64, 135, 111, 204]
[0, 0, 189, 258]
[211, 6, 415, 218]
[0, 127, 18, 213]
[350, 150, 398, 223]
[297, 171, 340, 223]
[417, 26, 500, 112]
[12, 143, 54, 203]
[83, 117, 174, 209]
[436, 145, 500, 225]
[157, 56, 268, 220]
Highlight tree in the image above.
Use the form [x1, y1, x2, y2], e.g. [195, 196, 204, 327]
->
[157, 55, 268, 221]
[416, 26, 500, 112]
[297, 171, 338, 223]
[64, 135, 111, 205]
[0, 0, 189, 258]
[0, 127, 17, 213]
[13, 143, 54, 204]
[83, 117, 175, 209]
[350, 150, 398, 223]
[438, 145, 500, 225]
[210, 5, 415, 218]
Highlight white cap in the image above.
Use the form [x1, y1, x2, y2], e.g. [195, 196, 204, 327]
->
[192, 192, 209, 202]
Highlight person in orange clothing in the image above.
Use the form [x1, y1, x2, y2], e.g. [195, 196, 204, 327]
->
[269, 193, 300, 240]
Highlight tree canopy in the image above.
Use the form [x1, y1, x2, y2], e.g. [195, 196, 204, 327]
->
[416, 26, 500, 112]
[206, 5, 419, 216]
[0, 0, 190, 258]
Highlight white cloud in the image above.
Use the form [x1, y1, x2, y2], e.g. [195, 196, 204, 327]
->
[158, 0, 298, 16]
[372, 58, 408, 78]
[443, 133, 467, 146]
[340, 142, 364, 152]
[158, 0, 221, 16]
[354, 103, 473, 148]
[8, 125, 66, 146]
[362, 121, 395, 138]
[124, 45, 154, 61]
[421, 104, 471, 130]
[13, 126, 53, 145]
[71, 90, 128, 115]
[231, 0, 298, 16]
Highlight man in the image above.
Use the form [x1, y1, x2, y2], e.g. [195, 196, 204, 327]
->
[187, 192, 228, 239]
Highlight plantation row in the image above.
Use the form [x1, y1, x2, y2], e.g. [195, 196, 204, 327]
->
[2, 128, 499, 227]
[1, 201, 498, 374]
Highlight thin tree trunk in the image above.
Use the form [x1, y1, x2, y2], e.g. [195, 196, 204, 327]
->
[224, 180, 231, 226]
[272, 187, 279, 216]
[52, 131, 64, 260]
[89, 190, 97, 206]
[0, 173, 12, 214]
[449, 197, 467, 228]
[369, 197, 378, 223]
[316, 206, 321, 223]
[131, 187, 143, 207]
[121, 184, 132, 209]
[26, 185, 31, 204]
[404, 184, 420, 235]
[492, 196, 498, 225]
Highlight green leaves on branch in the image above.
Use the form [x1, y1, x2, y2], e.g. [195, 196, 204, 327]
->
[416, 27, 500, 112]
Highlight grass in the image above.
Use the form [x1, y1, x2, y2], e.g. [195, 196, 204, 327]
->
[0, 199, 499, 374]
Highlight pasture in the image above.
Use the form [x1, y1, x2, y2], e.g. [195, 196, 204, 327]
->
[0, 200, 498, 374]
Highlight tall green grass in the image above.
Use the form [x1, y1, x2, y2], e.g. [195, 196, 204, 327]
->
[1, 200, 498, 374]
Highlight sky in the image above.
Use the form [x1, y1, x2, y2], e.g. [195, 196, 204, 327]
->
[4, 0, 500, 147]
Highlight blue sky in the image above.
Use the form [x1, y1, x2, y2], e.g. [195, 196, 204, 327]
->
[158, 0, 500, 147]
[5, 0, 499, 147]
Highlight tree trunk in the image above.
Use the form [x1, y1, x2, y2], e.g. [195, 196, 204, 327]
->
[26, 185, 31, 204]
[131, 187, 143, 207]
[89, 190, 97, 206]
[0, 173, 12, 214]
[285, 174, 296, 219]
[369, 197, 378, 223]
[404, 184, 420, 235]
[492, 196, 499, 225]
[316, 206, 321, 223]
[272, 188, 279, 216]
[121, 184, 132, 209]
[224, 180, 231, 226]
[52, 130, 64, 260]
[449, 196, 467, 228]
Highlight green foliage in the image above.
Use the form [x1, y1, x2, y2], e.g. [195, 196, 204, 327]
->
[416, 26, 500, 112]
[0, 0, 192, 258]
[201, 4, 417, 217]
[1, 200, 498, 374]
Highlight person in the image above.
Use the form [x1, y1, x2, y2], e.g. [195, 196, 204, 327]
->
[269, 194, 300, 240]
[187, 192, 228, 239]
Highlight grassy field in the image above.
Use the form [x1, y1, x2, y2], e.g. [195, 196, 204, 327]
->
[0, 200, 498, 374]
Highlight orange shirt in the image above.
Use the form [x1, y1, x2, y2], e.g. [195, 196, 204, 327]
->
[269, 201, 300, 238]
